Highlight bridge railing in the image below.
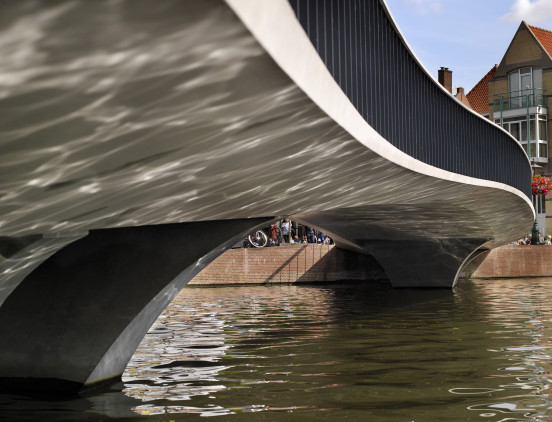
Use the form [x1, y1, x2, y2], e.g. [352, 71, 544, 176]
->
[287, 0, 532, 198]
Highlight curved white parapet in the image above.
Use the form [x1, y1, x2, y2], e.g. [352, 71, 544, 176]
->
[226, 0, 533, 216]
[0, 0, 535, 393]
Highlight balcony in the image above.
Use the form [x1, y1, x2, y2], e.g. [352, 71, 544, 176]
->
[493, 89, 547, 115]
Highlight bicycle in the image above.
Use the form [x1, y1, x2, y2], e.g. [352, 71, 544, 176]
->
[245, 222, 281, 248]
[246, 229, 268, 247]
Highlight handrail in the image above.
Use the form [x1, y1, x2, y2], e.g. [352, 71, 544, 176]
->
[493, 89, 548, 112]
[495, 88, 546, 96]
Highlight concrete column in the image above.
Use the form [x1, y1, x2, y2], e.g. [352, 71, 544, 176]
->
[0, 218, 272, 394]
[364, 239, 488, 288]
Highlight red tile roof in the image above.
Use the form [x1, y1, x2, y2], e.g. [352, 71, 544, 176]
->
[467, 65, 498, 115]
[528, 24, 552, 58]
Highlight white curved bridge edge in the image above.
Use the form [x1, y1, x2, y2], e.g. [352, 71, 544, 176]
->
[380, 0, 528, 152]
[225, 0, 535, 217]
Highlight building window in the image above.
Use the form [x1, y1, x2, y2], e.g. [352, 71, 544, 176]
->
[533, 194, 546, 214]
[494, 66, 547, 162]
[539, 119, 547, 140]
[494, 67, 546, 114]
[509, 67, 543, 107]
[495, 115, 548, 161]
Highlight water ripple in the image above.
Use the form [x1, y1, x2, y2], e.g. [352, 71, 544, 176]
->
[119, 280, 552, 421]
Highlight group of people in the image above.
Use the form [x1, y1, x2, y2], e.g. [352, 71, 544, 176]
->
[281, 219, 332, 245]
[512, 233, 552, 245]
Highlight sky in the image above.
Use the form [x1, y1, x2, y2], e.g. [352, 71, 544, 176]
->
[384, 0, 552, 93]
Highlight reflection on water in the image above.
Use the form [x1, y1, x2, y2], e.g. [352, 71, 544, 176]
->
[5, 279, 552, 420]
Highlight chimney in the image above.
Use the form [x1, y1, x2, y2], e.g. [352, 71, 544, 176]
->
[454, 86, 472, 109]
[438, 67, 452, 93]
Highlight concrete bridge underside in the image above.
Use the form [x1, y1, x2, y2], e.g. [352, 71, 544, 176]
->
[0, 0, 533, 392]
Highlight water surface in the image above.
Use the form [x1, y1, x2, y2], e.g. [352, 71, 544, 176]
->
[3, 279, 552, 421]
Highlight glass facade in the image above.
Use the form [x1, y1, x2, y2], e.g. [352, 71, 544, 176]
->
[495, 115, 548, 161]
[494, 68, 546, 112]
[493, 67, 548, 162]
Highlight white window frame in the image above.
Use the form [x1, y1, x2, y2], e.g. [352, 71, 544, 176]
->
[508, 67, 543, 108]
[495, 114, 548, 161]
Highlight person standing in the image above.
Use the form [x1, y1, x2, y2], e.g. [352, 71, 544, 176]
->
[282, 218, 291, 243]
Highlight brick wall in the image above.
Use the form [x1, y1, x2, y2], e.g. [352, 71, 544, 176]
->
[188, 245, 388, 285]
[467, 245, 552, 278]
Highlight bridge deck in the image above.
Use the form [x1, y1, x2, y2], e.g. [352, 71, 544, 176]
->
[0, 0, 534, 393]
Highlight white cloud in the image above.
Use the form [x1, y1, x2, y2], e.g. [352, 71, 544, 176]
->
[503, 0, 552, 23]
[403, 0, 442, 14]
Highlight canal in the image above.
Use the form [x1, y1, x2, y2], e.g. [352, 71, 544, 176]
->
[2, 278, 552, 421]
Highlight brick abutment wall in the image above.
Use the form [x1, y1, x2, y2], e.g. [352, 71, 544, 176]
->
[188, 245, 388, 285]
[466, 245, 552, 279]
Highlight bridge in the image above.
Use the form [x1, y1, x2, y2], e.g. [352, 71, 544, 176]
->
[0, 0, 533, 393]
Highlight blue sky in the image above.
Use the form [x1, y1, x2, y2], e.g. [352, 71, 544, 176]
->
[384, 0, 552, 93]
